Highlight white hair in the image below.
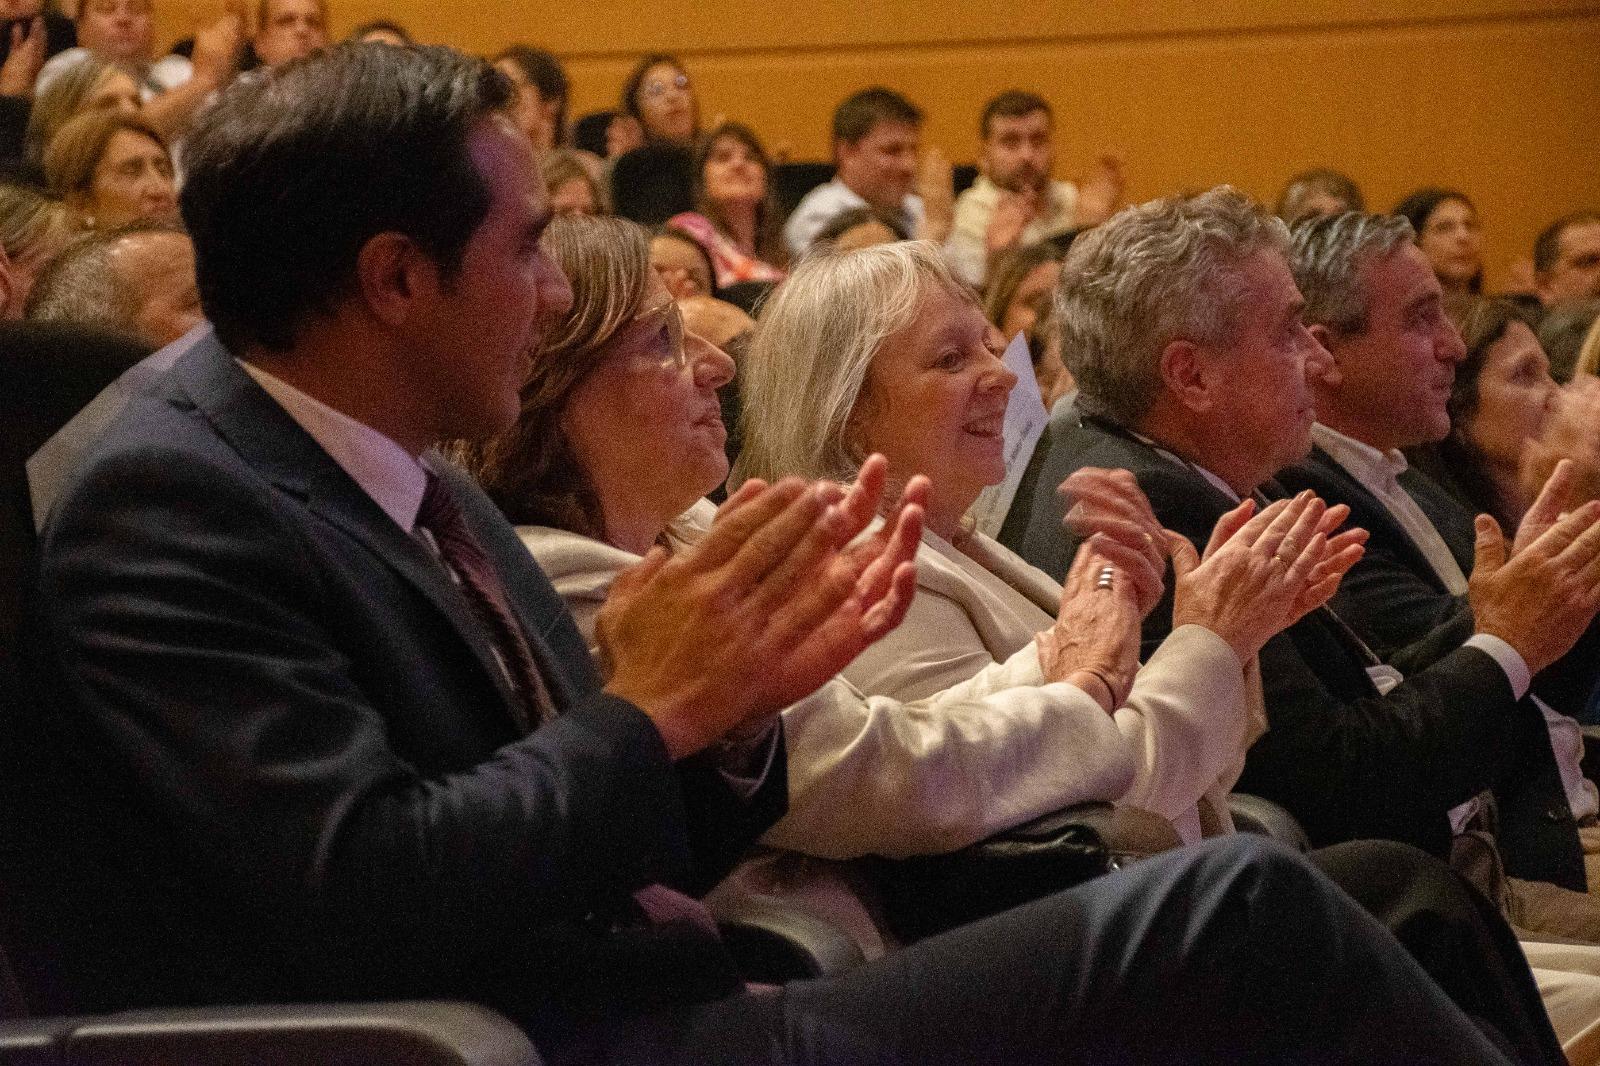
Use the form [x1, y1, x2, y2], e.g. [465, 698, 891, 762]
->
[736, 240, 975, 485]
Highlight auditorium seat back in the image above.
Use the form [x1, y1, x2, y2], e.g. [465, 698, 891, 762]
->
[0, 323, 150, 667]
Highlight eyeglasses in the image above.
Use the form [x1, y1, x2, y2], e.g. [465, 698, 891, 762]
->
[627, 300, 687, 368]
[642, 73, 691, 100]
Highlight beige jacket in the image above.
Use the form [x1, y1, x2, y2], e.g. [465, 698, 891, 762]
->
[844, 525, 1264, 845]
[522, 502, 1258, 854]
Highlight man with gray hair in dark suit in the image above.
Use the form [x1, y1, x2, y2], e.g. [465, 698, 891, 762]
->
[1003, 187, 1600, 898]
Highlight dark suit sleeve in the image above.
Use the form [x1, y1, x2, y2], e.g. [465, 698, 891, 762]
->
[1240, 634, 1518, 853]
[1131, 468, 1521, 855]
[36, 444, 716, 981]
[1327, 541, 1474, 677]
[678, 737, 787, 895]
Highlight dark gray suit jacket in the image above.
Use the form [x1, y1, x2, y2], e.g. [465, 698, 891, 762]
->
[0, 331, 785, 1043]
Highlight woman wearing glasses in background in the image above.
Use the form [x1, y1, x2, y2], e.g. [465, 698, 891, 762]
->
[621, 52, 700, 148]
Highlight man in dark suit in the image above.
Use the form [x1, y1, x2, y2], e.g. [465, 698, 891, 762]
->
[0, 46, 1557, 1066]
[1272, 210, 1600, 935]
[1002, 187, 1600, 894]
[1276, 211, 1600, 720]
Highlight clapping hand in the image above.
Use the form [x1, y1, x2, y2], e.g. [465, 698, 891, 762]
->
[597, 454, 923, 758]
[0, 16, 43, 99]
[1519, 379, 1600, 543]
[1059, 467, 1168, 617]
[985, 188, 1039, 254]
[1470, 497, 1600, 676]
[190, 6, 247, 90]
[1038, 540, 1143, 711]
[1513, 457, 1577, 556]
[1169, 493, 1364, 664]
[1071, 154, 1125, 228]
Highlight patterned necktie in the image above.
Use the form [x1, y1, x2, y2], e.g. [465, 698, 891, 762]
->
[417, 474, 719, 935]
[416, 472, 553, 733]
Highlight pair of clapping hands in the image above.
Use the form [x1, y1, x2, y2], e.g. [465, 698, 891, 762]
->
[596, 455, 927, 759]
[1046, 469, 1370, 711]
[1470, 458, 1600, 676]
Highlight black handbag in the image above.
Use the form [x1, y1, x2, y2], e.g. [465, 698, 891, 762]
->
[868, 802, 1175, 943]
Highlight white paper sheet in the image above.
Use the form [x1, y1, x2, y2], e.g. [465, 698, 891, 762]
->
[968, 331, 1049, 537]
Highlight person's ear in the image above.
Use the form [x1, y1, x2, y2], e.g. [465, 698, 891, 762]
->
[1305, 323, 1341, 387]
[65, 190, 94, 230]
[1158, 338, 1214, 414]
[833, 137, 855, 170]
[842, 384, 879, 465]
[355, 231, 437, 327]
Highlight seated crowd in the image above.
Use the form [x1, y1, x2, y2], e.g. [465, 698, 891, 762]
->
[2, 4, 1600, 1063]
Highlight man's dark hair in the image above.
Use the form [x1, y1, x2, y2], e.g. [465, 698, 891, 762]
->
[1534, 210, 1600, 276]
[571, 109, 616, 157]
[831, 87, 921, 146]
[979, 90, 1050, 139]
[813, 205, 910, 244]
[1275, 167, 1365, 223]
[179, 43, 510, 353]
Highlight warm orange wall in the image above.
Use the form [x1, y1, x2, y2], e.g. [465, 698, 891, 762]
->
[155, 0, 1600, 290]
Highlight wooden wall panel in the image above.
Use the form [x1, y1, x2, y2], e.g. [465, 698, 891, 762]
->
[152, 1, 1600, 291]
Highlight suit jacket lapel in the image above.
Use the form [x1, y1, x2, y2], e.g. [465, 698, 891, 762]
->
[168, 334, 534, 732]
[1398, 466, 1476, 575]
[1305, 446, 1450, 595]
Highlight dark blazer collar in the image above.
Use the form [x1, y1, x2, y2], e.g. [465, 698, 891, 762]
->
[1078, 413, 1240, 514]
[166, 330, 560, 729]
[1300, 444, 1455, 593]
[166, 328, 343, 500]
[1396, 466, 1476, 573]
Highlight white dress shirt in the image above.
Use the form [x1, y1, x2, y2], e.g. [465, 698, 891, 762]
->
[1312, 424, 1468, 594]
[239, 360, 429, 531]
[781, 179, 926, 260]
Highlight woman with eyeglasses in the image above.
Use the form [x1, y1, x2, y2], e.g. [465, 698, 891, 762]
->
[620, 52, 699, 148]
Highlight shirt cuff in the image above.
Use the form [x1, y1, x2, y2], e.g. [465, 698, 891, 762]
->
[1465, 633, 1531, 699]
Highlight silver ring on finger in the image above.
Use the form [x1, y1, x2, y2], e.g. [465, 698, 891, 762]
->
[1096, 565, 1115, 590]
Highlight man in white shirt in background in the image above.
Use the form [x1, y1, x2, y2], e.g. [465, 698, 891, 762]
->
[946, 90, 1124, 288]
[782, 86, 952, 259]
